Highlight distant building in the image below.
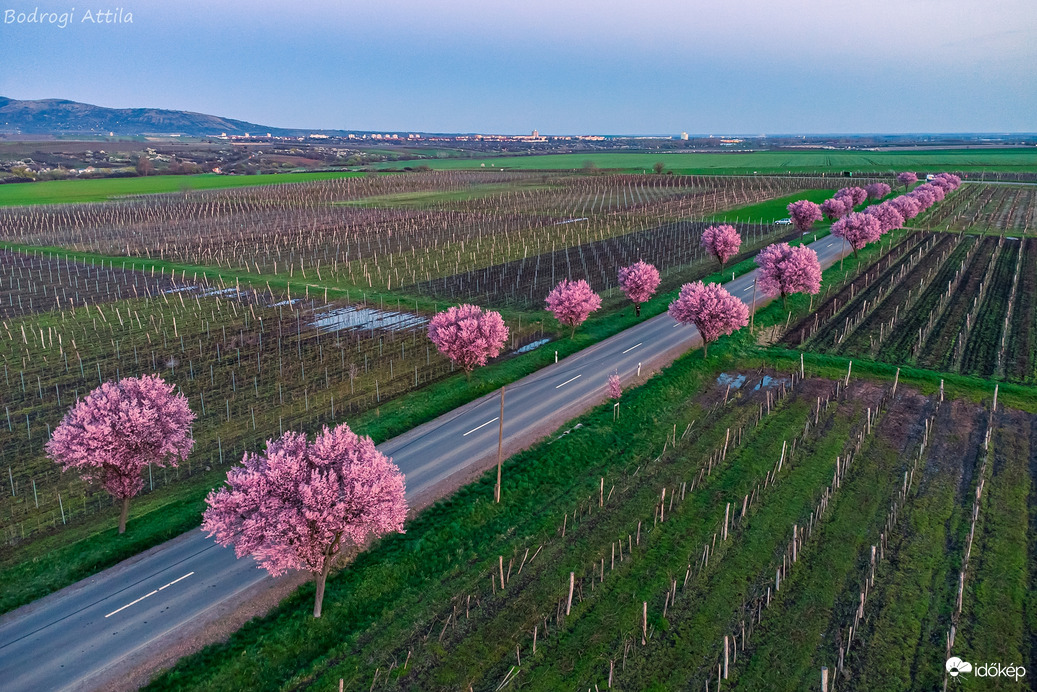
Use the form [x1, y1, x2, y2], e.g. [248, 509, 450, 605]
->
[680, 132, 689, 140]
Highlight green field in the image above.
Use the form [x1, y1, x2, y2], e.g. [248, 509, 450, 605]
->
[0, 171, 363, 206]
[377, 149, 1037, 175]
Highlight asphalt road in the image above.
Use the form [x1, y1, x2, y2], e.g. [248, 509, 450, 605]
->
[0, 232, 852, 692]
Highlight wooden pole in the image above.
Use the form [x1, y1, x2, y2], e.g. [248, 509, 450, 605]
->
[567, 572, 574, 615]
[821, 666, 829, 692]
[495, 386, 505, 503]
[750, 279, 757, 334]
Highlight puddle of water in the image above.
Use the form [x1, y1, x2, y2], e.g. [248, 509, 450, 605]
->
[754, 375, 775, 390]
[310, 306, 428, 333]
[271, 298, 302, 307]
[199, 287, 242, 298]
[515, 338, 550, 354]
[164, 285, 198, 294]
[554, 217, 589, 225]
[716, 373, 747, 389]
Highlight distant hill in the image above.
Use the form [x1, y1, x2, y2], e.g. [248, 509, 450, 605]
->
[0, 97, 348, 137]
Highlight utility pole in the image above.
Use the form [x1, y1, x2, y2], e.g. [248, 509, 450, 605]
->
[495, 386, 505, 503]
[750, 278, 757, 334]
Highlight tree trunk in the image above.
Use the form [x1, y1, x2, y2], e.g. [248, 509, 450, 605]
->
[570, 324, 576, 339]
[118, 497, 130, 534]
[703, 342, 709, 358]
[781, 292, 788, 310]
[314, 533, 342, 618]
[313, 570, 328, 618]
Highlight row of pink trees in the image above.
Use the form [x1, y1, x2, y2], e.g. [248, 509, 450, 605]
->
[47, 371, 408, 619]
[831, 172, 961, 258]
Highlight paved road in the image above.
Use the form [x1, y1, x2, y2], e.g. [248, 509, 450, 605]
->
[0, 232, 851, 692]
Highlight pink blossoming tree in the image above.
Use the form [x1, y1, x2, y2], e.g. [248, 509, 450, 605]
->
[427, 304, 509, 380]
[203, 423, 407, 618]
[909, 185, 938, 209]
[787, 199, 823, 233]
[546, 278, 602, 337]
[836, 187, 868, 207]
[46, 375, 195, 534]
[896, 171, 918, 190]
[668, 281, 749, 358]
[821, 196, 851, 221]
[755, 243, 823, 307]
[700, 224, 742, 269]
[831, 212, 883, 258]
[607, 373, 622, 400]
[865, 182, 892, 200]
[864, 202, 905, 235]
[617, 260, 661, 317]
[931, 173, 962, 191]
[888, 195, 922, 220]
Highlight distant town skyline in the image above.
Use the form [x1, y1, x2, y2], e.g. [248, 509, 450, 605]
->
[1, 0, 1035, 135]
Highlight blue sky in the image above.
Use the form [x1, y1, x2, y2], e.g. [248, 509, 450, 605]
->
[1, 0, 1034, 134]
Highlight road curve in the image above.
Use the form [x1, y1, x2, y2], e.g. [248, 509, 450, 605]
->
[0, 233, 851, 691]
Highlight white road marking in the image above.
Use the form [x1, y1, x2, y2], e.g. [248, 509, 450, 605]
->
[742, 285, 753, 292]
[104, 571, 196, 618]
[158, 571, 195, 591]
[673, 321, 682, 328]
[621, 342, 642, 354]
[555, 374, 582, 389]
[462, 417, 499, 436]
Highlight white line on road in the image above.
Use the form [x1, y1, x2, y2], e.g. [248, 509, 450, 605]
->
[555, 374, 582, 389]
[673, 321, 682, 328]
[621, 342, 642, 354]
[158, 571, 195, 591]
[105, 571, 195, 618]
[462, 417, 499, 436]
[743, 285, 753, 292]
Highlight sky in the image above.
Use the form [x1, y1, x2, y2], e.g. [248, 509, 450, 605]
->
[1, 0, 1035, 135]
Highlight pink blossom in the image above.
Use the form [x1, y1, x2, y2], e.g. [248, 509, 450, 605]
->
[617, 260, 661, 317]
[668, 281, 749, 357]
[931, 173, 961, 191]
[821, 196, 850, 221]
[896, 172, 919, 189]
[864, 202, 905, 234]
[787, 199, 823, 233]
[700, 224, 742, 268]
[607, 373, 622, 400]
[831, 212, 883, 257]
[546, 278, 602, 337]
[909, 185, 938, 209]
[865, 182, 892, 200]
[755, 242, 823, 305]
[46, 375, 195, 534]
[888, 195, 922, 220]
[203, 423, 407, 618]
[836, 187, 868, 207]
[427, 304, 509, 378]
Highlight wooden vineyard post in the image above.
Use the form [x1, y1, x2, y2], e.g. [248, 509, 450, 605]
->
[495, 386, 505, 503]
[642, 601, 647, 645]
[801, 352, 805, 379]
[567, 572, 574, 615]
[993, 384, 998, 412]
[821, 666, 829, 692]
[845, 360, 852, 387]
